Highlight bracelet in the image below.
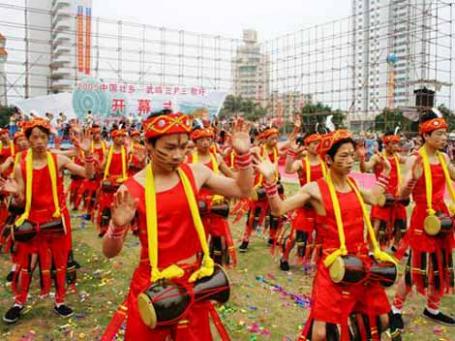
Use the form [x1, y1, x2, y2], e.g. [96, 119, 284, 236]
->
[263, 181, 278, 197]
[235, 151, 252, 170]
[375, 174, 390, 190]
[405, 178, 418, 192]
[85, 155, 96, 164]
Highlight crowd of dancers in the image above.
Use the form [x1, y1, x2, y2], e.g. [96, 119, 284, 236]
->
[0, 108, 453, 340]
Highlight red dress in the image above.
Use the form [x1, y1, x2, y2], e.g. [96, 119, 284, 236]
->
[300, 178, 390, 341]
[122, 164, 213, 340]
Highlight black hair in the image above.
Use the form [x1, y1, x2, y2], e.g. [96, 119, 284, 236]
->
[25, 125, 50, 139]
[326, 137, 356, 161]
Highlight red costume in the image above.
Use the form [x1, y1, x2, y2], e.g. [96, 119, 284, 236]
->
[187, 149, 236, 267]
[299, 178, 391, 341]
[282, 156, 326, 264]
[96, 149, 127, 236]
[128, 142, 146, 175]
[370, 153, 407, 248]
[69, 149, 86, 210]
[14, 153, 71, 305]
[121, 165, 214, 340]
[241, 141, 283, 249]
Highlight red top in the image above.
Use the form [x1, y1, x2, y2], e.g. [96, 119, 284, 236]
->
[298, 158, 325, 187]
[20, 153, 65, 224]
[316, 178, 366, 253]
[254, 145, 279, 186]
[125, 164, 202, 268]
[374, 155, 399, 195]
[106, 152, 124, 178]
[187, 152, 217, 199]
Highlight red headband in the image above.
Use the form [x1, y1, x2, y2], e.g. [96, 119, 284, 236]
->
[143, 112, 192, 139]
[382, 135, 400, 144]
[318, 129, 352, 158]
[419, 118, 448, 135]
[23, 118, 51, 135]
[191, 127, 214, 141]
[111, 129, 127, 138]
[262, 128, 279, 140]
[90, 127, 101, 134]
[304, 133, 322, 145]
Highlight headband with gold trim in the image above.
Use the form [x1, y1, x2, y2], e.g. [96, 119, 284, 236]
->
[143, 112, 192, 139]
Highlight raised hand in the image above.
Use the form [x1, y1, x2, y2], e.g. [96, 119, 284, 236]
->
[79, 129, 92, 153]
[231, 118, 251, 155]
[377, 153, 391, 175]
[0, 177, 20, 195]
[356, 145, 366, 160]
[253, 154, 276, 182]
[111, 190, 137, 227]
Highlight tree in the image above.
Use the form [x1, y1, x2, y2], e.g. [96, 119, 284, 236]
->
[300, 103, 346, 132]
[437, 104, 455, 132]
[219, 95, 267, 121]
[0, 105, 16, 128]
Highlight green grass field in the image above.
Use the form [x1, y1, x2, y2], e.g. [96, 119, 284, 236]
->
[0, 182, 454, 340]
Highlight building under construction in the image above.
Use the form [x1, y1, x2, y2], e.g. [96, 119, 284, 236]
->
[0, 0, 452, 128]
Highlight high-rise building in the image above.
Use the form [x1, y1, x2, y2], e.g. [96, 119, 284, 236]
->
[0, 33, 7, 106]
[269, 91, 313, 120]
[351, 0, 432, 124]
[27, 0, 92, 97]
[232, 29, 270, 108]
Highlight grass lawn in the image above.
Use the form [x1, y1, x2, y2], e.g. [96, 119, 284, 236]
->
[0, 182, 454, 340]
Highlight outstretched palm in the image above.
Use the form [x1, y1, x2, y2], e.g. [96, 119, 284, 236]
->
[253, 155, 276, 182]
[231, 118, 251, 155]
[0, 178, 20, 195]
[111, 190, 137, 227]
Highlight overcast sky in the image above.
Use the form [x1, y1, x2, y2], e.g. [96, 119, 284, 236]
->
[92, 0, 351, 40]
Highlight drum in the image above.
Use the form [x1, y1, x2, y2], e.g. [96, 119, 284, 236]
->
[101, 181, 120, 193]
[70, 174, 84, 181]
[369, 261, 397, 287]
[13, 220, 35, 242]
[198, 200, 230, 218]
[423, 212, 453, 236]
[380, 193, 410, 208]
[137, 264, 230, 329]
[329, 255, 366, 284]
[40, 219, 65, 235]
[13, 219, 64, 242]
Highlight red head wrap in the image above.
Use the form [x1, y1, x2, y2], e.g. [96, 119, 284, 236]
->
[304, 133, 322, 146]
[143, 112, 192, 139]
[111, 129, 127, 138]
[130, 130, 141, 137]
[382, 135, 400, 144]
[191, 127, 215, 141]
[419, 117, 448, 135]
[318, 130, 352, 158]
[90, 127, 101, 134]
[23, 118, 51, 135]
[261, 127, 279, 140]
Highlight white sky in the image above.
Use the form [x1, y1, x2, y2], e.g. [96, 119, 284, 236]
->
[93, 0, 351, 40]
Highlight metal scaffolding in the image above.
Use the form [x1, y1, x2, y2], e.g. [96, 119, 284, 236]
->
[0, 0, 452, 127]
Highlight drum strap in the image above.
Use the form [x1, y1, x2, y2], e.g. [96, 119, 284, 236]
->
[323, 173, 397, 268]
[145, 163, 214, 283]
[419, 147, 455, 215]
[15, 150, 61, 227]
[304, 156, 327, 184]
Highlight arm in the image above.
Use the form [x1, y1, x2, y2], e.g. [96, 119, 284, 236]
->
[267, 182, 314, 216]
[192, 161, 253, 198]
[360, 156, 391, 205]
[398, 155, 419, 199]
[443, 153, 455, 181]
[359, 153, 379, 173]
[58, 154, 95, 179]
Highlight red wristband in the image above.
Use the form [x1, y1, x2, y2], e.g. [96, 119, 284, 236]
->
[235, 151, 252, 169]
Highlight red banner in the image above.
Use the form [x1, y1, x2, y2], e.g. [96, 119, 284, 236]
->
[84, 7, 91, 75]
[76, 6, 84, 73]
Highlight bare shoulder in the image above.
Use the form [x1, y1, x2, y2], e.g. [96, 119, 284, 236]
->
[188, 163, 210, 189]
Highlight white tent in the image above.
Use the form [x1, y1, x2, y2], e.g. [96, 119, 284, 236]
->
[11, 93, 76, 120]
